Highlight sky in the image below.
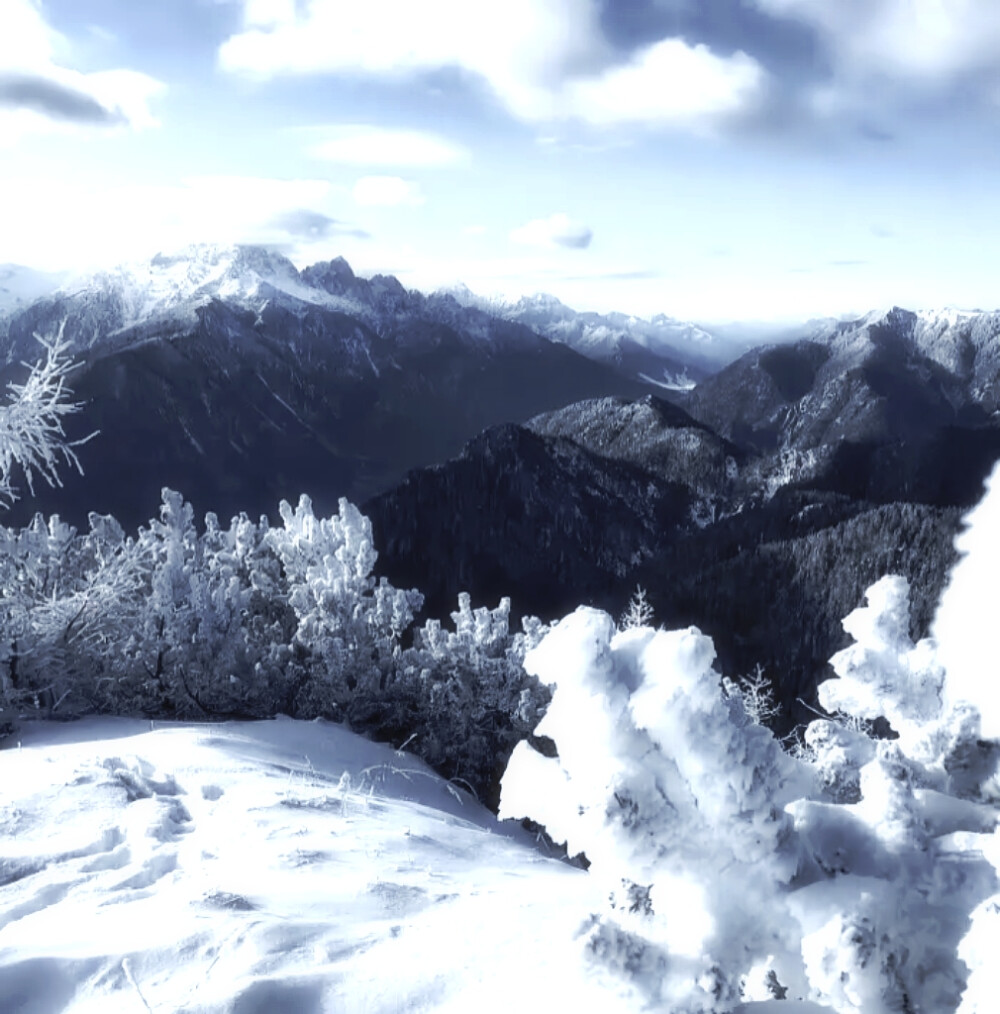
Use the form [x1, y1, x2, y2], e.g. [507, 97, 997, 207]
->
[3, 0, 1000, 324]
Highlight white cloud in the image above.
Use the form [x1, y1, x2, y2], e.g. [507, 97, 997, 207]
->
[219, 0, 765, 129]
[463, 225, 487, 236]
[510, 213, 593, 250]
[0, 0, 163, 141]
[565, 38, 766, 126]
[352, 175, 425, 207]
[244, 0, 297, 29]
[0, 0, 59, 70]
[0, 175, 354, 272]
[307, 126, 471, 168]
[758, 0, 1000, 84]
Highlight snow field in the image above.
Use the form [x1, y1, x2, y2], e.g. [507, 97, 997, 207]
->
[0, 716, 644, 1013]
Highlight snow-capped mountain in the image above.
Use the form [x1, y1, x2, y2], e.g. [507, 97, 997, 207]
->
[1, 246, 585, 365]
[0, 245, 648, 530]
[439, 285, 744, 389]
[806, 305, 1000, 409]
[3, 246, 736, 388]
[0, 245, 378, 364]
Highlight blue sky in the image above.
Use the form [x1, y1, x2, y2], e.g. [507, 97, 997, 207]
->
[3, 0, 1000, 323]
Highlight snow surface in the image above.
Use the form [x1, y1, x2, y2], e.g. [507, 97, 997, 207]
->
[935, 461, 1000, 739]
[0, 714, 749, 1013]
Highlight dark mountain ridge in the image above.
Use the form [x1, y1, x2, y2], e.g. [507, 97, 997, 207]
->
[1, 255, 996, 731]
[366, 305, 1000, 727]
[0, 247, 651, 529]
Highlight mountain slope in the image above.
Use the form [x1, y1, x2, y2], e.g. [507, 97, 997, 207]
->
[526, 394, 745, 501]
[363, 423, 693, 622]
[0, 247, 649, 528]
[681, 307, 1000, 506]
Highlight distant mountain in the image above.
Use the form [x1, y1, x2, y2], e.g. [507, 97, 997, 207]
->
[439, 285, 745, 389]
[681, 305, 1000, 506]
[365, 409, 963, 731]
[0, 245, 649, 529]
[3, 253, 992, 731]
[367, 302, 1000, 726]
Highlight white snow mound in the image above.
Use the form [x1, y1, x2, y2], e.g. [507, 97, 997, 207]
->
[0, 716, 649, 1013]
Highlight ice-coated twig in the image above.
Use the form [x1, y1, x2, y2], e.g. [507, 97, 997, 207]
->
[0, 325, 97, 507]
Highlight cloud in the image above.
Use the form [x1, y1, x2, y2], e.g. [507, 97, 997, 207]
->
[219, 0, 766, 129]
[0, 0, 60, 70]
[510, 213, 593, 250]
[352, 176, 425, 207]
[0, 73, 122, 123]
[756, 0, 1000, 85]
[564, 37, 766, 126]
[558, 268, 661, 281]
[0, 175, 364, 272]
[269, 208, 370, 240]
[0, 0, 163, 139]
[306, 126, 471, 168]
[463, 225, 488, 236]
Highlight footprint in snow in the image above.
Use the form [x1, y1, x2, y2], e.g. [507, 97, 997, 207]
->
[102, 755, 184, 801]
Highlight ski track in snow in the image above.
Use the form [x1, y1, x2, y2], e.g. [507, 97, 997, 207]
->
[0, 716, 690, 1014]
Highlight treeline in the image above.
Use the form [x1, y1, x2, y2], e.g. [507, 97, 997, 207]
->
[0, 490, 548, 806]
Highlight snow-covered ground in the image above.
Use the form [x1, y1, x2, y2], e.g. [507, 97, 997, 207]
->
[0, 715, 733, 1014]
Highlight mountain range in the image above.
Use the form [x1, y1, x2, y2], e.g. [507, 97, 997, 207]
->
[364, 302, 1000, 726]
[1, 244, 997, 726]
[438, 283, 745, 388]
[0, 245, 657, 528]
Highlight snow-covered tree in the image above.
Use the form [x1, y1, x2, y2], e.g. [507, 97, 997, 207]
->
[929, 460, 1000, 1011]
[264, 495, 423, 718]
[499, 609, 814, 1010]
[373, 594, 550, 803]
[619, 584, 653, 630]
[498, 497, 1000, 1013]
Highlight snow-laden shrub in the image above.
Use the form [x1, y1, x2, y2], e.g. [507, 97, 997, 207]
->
[363, 593, 550, 805]
[788, 560, 1000, 1013]
[114, 495, 305, 718]
[264, 495, 423, 718]
[0, 484, 547, 803]
[931, 461, 1000, 1011]
[499, 608, 814, 1010]
[0, 511, 145, 718]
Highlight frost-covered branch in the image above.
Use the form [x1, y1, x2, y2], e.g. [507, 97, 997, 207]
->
[619, 584, 654, 630]
[0, 327, 96, 506]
